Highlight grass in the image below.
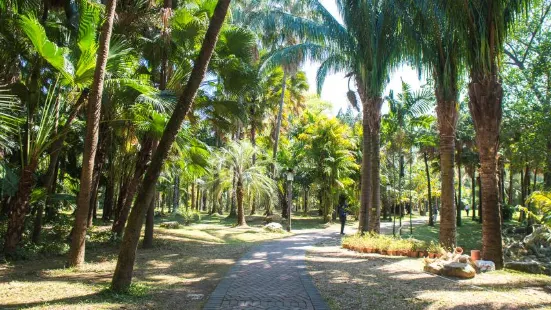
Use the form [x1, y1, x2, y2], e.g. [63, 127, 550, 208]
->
[0, 212, 292, 309]
[408, 215, 482, 251]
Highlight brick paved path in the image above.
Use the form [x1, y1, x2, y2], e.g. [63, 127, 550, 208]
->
[203, 231, 333, 310]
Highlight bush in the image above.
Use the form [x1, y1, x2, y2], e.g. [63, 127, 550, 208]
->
[179, 209, 201, 225]
[502, 204, 515, 221]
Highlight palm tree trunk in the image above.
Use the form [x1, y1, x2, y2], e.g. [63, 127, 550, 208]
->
[367, 97, 383, 233]
[436, 99, 458, 249]
[111, 0, 231, 291]
[468, 75, 504, 269]
[142, 190, 156, 249]
[424, 152, 434, 226]
[272, 70, 287, 173]
[103, 138, 116, 222]
[3, 159, 39, 255]
[191, 181, 196, 210]
[237, 177, 246, 226]
[249, 120, 256, 215]
[472, 167, 477, 221]
[173, 175, 179, 213]
[68, 0, 117, 267]
[359, 102, 371, 233]
[457, 151, 462, 227]
[545, 140, 551, 190]
[112, 136, 155, 236]
[508, 168, 513, 205]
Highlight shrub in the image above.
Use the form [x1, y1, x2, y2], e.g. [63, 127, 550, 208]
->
[502, 204, 515, 221]
[179, 209, 201, 225]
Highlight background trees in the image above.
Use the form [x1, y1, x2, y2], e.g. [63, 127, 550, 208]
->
[1, 0, 551, 286]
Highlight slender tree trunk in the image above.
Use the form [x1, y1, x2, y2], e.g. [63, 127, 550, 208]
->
[142, 190, 155, 249]
[103, 148, 116, 221]
[303, 188, 308, 215]
[173, 175, 179, 213]
[472, 168, 477, 221]
[236, 177, 246, 226]
[272, 70, 287, 171]
[424, 152, 434, 226]
[457, 150, 462, 227]
[468, 74, 504, 269]
[358, 100, 371, 233]
[368, 101, 382, 233]
[68, 0, 117, 267]
[545, 140, 551, 190]
[436, 99, 458, 249]
[191, 181, 196, 211]
[532, 168, 537, 192]
[111, 0, 231, 291]
[508, 168, 513, 205]
[112, 137, 155, 236]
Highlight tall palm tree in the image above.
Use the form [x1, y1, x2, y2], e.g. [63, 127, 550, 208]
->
[441, 0, 529, 268]
[68, 0, 118, 267]
[111, 0, 232, 292]
[402, 0, 462, 248]
[263, 0, 401, 233]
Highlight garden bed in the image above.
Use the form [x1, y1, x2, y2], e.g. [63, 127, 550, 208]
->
[342, 233, 445, 258]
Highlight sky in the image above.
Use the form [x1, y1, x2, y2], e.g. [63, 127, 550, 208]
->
[301, 0, 425, 116]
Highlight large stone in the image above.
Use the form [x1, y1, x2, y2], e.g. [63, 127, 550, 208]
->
[524, 226, 551, 249]
[264, 222, 284, 233]
[476, 260, 496, 273]
[505, 261, 544, 274]
[160, 221, 180, 229]
[264, 214, 282, 223]
[441, 262, 476, 279]
[505, 241, 525, 258]
[423, 262, 444, 275]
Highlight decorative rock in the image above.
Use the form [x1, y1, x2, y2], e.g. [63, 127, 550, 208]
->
[186, 294, 204, 300]
[160, 221, 180, 229]
[423, 262, 443, 275]
[458, 254, 471, 264]
[264, 214, 282, 223]
[476, 260, 496, 273]
[441, 262, 476, 279]
[264, 222, 284, 233]
[505, 261, 544, 274]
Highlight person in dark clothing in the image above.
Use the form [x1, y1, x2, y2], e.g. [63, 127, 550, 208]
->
[337, 194, 349, 235]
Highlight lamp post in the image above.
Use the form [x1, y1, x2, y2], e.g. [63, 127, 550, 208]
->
[286, 169, 294, 232]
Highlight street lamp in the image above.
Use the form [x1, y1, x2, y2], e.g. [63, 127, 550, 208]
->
[286, 169, 294, 232]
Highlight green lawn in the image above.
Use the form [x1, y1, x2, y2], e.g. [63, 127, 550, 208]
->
[409, 215, 482, 251]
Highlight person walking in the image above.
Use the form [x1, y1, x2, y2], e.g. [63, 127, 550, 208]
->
[465, 204, 470, 217]
[337, 194, 349, 235]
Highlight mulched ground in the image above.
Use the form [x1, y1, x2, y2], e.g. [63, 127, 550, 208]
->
[306, 237, 551, 310]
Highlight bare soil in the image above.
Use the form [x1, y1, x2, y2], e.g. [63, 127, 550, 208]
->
[0, 215, 289, 309]
[306, 237, 551, 310]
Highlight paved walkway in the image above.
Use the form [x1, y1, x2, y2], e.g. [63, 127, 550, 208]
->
[203, 216, 430, 310]
[203, 230, 334, 310]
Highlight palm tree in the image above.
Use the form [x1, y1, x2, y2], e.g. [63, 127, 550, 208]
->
[3, 84, 58, 254]
[68, 0, 118, 267]
[111, 0, 232, 292]
[402, 0, 462, 248]
[385, 81, 433, 233]
[220, 141, 278, 226]
[441, 0, 529, 268]
[263, 0, 401, 233]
